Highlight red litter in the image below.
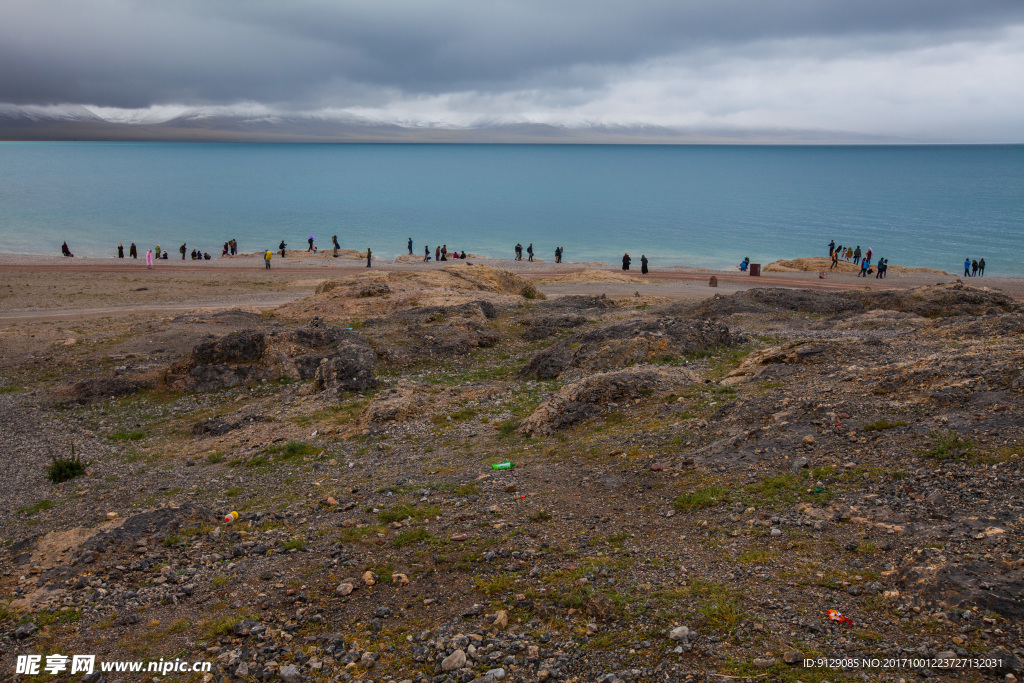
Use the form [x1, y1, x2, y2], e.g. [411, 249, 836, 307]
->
[827, 609, 853, 627]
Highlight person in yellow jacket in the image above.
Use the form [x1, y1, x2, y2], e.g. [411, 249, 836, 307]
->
[264, 250, 272, 269]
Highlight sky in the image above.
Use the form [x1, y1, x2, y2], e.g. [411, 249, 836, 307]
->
[2, 0, 1024, 142]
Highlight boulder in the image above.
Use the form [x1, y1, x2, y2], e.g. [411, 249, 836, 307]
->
[519, 366, 701, 435]
[520, 318, 735, 380]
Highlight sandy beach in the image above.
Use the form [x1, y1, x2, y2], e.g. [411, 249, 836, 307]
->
[3, 250, 1022, 322]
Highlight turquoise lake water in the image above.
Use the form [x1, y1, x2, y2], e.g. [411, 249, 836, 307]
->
[0, 142, 1021, 274]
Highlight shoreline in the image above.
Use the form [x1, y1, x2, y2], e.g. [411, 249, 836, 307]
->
[2, 250, 1023, 321]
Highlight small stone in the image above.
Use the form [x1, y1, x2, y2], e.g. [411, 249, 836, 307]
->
[148, 619, 160, 627]
[362, 571, 377, 586]
[451, 534, 469, 541]
[669, 626, 691, 642]
[753, 657, 776, 669]
[325, 497, 339, 506]
[441, 649, 467, 671]
[650, 464, 665, 472]
[845, 540, 859, 551]
[801, 435, 815, 446]
[278, 664, 301, 683]
[770, 528, 782, 537]
[783, 649, 804, 664]
[791, 457, 810, 470]
[485, 668, 506, 680]
[360, 652, 376, 669]
[336, 582, 354, 596]
[493, 610, 508, 630]
[925, 491, 945, 506]
[391, 573, 410, 586]
[106, 512, 119, 520]
[14, 623, 38, 639]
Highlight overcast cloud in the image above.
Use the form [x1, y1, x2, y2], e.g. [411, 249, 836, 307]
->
[2, 0, 1023, 141]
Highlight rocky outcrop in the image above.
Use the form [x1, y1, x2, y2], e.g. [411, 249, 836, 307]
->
[166, 324, 376, 393]
[520, 318, 735, 380]
[518, 366, 702, 435]
[721, 341, 832, 386]
[65, 376, 153, 402]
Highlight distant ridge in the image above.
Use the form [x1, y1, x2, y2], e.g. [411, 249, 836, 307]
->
[0, 105, 897, 144]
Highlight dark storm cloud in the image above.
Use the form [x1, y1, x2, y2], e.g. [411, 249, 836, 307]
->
[1, 0, 1022, 107]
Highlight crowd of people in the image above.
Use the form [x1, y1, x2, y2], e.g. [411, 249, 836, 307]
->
[828, 240, 888, 278]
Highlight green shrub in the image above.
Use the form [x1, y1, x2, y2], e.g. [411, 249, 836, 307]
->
[46, 445, 87, 483]
[922, 430, 974, 460]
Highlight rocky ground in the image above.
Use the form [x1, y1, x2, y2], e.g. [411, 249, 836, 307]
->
[1, 267, 1023, 683]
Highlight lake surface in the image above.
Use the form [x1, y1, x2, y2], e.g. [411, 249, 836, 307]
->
[1, 142, 1021, 274]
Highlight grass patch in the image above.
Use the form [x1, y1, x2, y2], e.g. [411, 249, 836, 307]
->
[225, 486, 244, 497]
[391, 528, 433, 547]
[921, 429, 974, 460]
[108, 429, 146, 442]
[265, 441, 318, 459]
[378, 504, 441, 524]
[738, 549, 776, 564]
[862, 419, 908, 432]
[338, 525, 386, 543]
[17, 500, 54, 516]
[281, 539, 306, 551]
[673, 485, 730, 512]
[495, 418, 521, 439]
[473, 572, 518, 596]
[743, 473, 830, 508]
[529, 511, 552, 522]
[205, 452, 225, 464]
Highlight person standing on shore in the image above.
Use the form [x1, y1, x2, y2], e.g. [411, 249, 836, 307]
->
[527, 243, 534, 262]
[435, 246, 440, 262]
[514, 243, 522, 261]
[129, 243, 137, 258]
[971, 259, 979, 277]
[964, 257, 971, 277]
[864, 247, 873, 265]
[622, 252, 631, 270]
[845, 247, 853, 261]
[118, 243, 124, 258]
[853, 246, 862, 264]
[641, 255, 649, 274]
[366, 248, 372, 268]
[408, 237, 413, 255]
[424, 245, 430, 261]
[876, 258, 888, 278]
[231, 239, 237, 256]
[979, 258, 985, 276]
[264, 249, 272, 269]
[829, 240, 835, 257]
[179, 243, 186, 260]
[332, 235, 340, 258]
[146, 249, 154, 269]
[859, 257, 870, 277]
[279, 240, 287, 257]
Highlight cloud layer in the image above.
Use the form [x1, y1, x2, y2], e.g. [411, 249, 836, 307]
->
[2, 0, 1023, 141]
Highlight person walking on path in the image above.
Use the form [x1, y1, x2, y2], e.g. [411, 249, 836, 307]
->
[515, 243, 522, 261]
[527, 243, 534, 262]
[964, 258, 971, 277]
[622, 252, 631, 270]
[279, 240, 287, 257]
[830, 250, 839, 270]
[876, 258, 887, 278]
[129, 243, 138, 258]
[641, 255, 649, 274]
[979, 258, 986, 276]
[366, 248, 372, 268]
[332, 235, 340, 258]
[858, 258, 870, 277]
[118, 243, 124, 258]
[146, 249, 154, 269]
[424, 245, 430, 261]
[264, 249, 272, 269]
[864, 247, 872, 264]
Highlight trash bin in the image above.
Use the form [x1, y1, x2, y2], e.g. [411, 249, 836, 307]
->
[749, 263, 761, 276]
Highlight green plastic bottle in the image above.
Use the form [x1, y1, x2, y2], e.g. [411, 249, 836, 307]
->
[490, 462, 516, 470]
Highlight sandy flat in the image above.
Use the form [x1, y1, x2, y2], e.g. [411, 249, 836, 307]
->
[2, 251, 1022, 322]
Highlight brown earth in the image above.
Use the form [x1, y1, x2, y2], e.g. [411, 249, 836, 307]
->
[1, 259, 1023, 682]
